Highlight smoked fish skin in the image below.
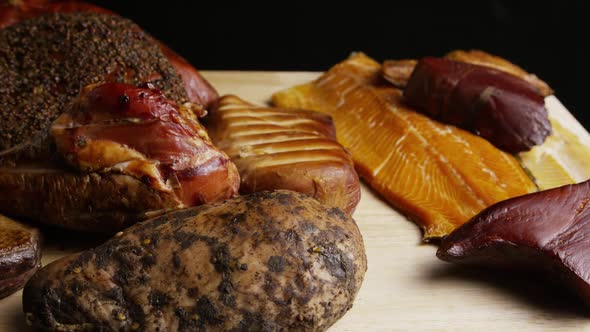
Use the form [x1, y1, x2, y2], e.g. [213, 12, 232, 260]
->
[272, 53, 537, 239]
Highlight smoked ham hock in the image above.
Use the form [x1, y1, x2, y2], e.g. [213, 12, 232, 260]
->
[0, 82, 239, 233]
[0, 215, 41, 299]
[23, 190, 367, 332]
[0, 0, 219, 109]
[438, 180, 590, 306]
[207, 95, 361, 214]
[404, 57, 551, 153]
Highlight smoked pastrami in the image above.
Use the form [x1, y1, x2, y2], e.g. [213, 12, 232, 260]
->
[404, 57, 551, 153]
[438, 180, 590, 305]
[0, 0, 219, 109]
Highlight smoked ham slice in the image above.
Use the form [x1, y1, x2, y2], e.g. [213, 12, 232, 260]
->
[445, 50, 553, 96]
[0, 83, 239, 233]
[272, 53, 537, 239]
[206, 95, 360, 214]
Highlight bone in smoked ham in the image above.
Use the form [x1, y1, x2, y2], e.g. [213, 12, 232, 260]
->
[0, 0, 219, 109]
[0, 83, 239, 233]
[272, 53, 537, 239]
[206, 95, 361, 214]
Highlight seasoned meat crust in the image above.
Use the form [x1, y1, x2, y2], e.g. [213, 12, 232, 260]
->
[0, 0, 220, 109]
[0, 12, 187, 151]
[23, 190, 367, 331]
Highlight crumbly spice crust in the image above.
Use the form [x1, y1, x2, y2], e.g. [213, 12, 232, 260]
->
[0, 12, 187, 150]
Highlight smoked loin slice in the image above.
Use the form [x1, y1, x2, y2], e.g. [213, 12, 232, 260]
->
[445, 50, 553, 97]
[0, 83, 239, 233]
[404, 57, 551, 153]
[272, 53, 537, 239]
[0, 215, 41, 298]
[207, 95, 361, 214]
[438, 180, 590, 306]
[383, 49, 553, 97]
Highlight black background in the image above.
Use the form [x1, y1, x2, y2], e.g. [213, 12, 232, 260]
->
[92, 1, 589, 129]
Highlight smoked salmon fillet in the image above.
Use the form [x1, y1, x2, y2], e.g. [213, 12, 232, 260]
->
[272, 53, 537, 239]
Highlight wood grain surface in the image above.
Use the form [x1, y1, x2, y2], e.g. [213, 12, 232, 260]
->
[1, 71, 589, 331]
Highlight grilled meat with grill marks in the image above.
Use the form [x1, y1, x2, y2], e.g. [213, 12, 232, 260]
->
[207, 95, 360, 214]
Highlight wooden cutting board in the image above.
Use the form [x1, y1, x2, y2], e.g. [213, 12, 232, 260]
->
[1, 71, 589, 332]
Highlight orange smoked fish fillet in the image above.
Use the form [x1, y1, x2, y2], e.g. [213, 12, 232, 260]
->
[272, 53, 537, 239]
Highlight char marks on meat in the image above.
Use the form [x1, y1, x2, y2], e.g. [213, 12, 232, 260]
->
[207, 95, 361, 214]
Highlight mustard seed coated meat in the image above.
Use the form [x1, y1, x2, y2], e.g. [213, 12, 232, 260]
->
[0, 12, 187, 151]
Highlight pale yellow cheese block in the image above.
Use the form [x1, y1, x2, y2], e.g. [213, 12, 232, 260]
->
[519, 96, 590, 190]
